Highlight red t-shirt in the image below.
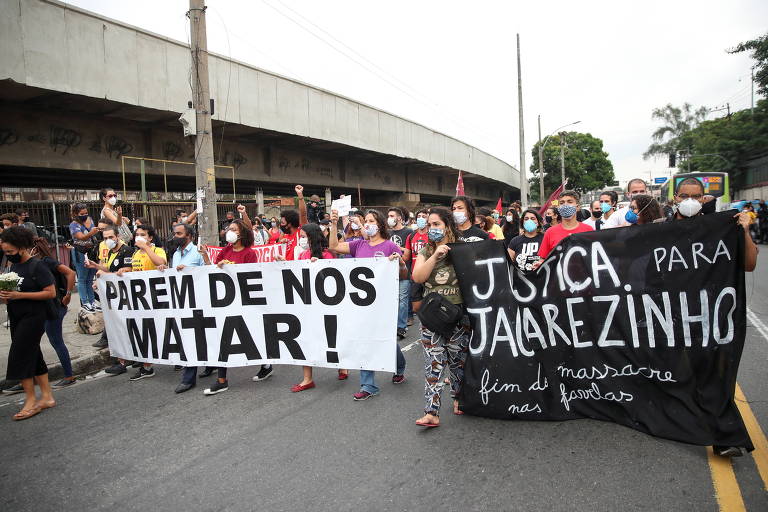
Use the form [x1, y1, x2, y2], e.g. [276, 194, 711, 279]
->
[405, 231, 429, 265]
[538, 222, 594, 258]
[268, 228, 281, 244]
[214, 244, 258, 265]
[299, 249, 334, 260]
[282, 231, 301, 261]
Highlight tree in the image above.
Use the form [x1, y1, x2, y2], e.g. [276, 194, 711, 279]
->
[643, 103, 708, 160]
[728, 32, 768, 96]
[528, 131, 615, 201]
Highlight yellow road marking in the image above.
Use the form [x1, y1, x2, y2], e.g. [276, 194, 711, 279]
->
[735, 384, 768, 490]
[707, 446, 746, 511]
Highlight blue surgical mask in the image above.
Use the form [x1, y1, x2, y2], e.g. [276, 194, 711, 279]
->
[416, 217, 427, 229]
[600, 202, 612, 214]
[558, 204, 577, 219]
[625, 209, 638, 224]
[428, 228, 444, 242]
[730, 200, 746, 211]
[523, 219, 537, 233]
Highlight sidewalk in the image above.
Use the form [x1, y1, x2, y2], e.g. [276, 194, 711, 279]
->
[0, 294, 112, 387]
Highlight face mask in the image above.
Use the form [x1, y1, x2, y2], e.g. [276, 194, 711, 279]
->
[363, 224, 379, 237]
[320, 225, 328, 232]
[416, 217, 427, 229]
[625, 210, 639, 224]
[453, 211, 467, 225]
[79, 215, 88, 222]
[225, 230, 239, 244]
[676, 198, 702, 218]
[350, 222, 361, 231]
[298, 237, 309, 250]
[6, 253, 22, 263]
[492, 213, 500, 220]
[181, 216, 188, 223]
[428, 228, 444, 242]
[730, 200, 746, 210]
[523, 219, 537, 232]
[387, 217, 397, 228]
[505, 215, 513, 223]
[592, 210, 602, 218]
[558, 204, 577, 219]
[271, 221, 276, 227]
[105, 238, 117, 250]
[280, 225, 291, 234]
[21, 216, 29, 222]
[600, 202, 612, 214]
[107, 196, 117, 206]
[134, 236, 147, 244]
[701, 200, 716, 215]
[545, 215, 553, 223]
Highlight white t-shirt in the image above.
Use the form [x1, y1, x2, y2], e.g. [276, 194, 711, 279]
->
[583, 217, 598, 229]
[602, 207, 630, 229]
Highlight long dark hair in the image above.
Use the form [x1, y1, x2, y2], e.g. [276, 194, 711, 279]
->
[302, 223, 327, 258]
[99, 188, 115, 204]
[31, 237, 54, 259]
[425, 206, 461, 254]
[71, 203, 89, 223]
[229, 219, 255, 247]
[632, 194, 663, 225]
[365, 209, 389, 239]
[501, 210, 519, 239]
[520, 208, 543, 233]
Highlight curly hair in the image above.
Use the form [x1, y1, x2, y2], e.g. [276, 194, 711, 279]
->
[632, 194, 663, 225]
[228, 219, 254, 247]
[0, 225, 35, 249]
[424, 206, 461, 255]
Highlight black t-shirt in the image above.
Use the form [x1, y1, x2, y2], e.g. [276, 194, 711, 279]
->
[105, 244, 134, 273]
[39, 256, 68, 303]
[8, 257, 54, 315]
[389, 227, 413, 248]
[507, 233, 544, 272]
[458, 225, 490, 242]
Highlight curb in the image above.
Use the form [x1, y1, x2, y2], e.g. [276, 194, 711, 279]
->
[0, 348, 113, 389]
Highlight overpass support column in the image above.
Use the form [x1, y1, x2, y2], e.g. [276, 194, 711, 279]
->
[256, 188, 264, 214]
[325, 187, 332, 213]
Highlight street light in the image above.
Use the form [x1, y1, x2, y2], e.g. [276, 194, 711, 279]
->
[537, 119, 581, 203]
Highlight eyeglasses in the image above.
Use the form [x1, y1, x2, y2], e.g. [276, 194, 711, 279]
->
[677, 193, 703, 200]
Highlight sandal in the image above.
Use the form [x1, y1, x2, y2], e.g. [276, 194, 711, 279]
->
[36, 400, 56, 410]
[12, 406, 41, 421]
[453, 401, 464, 415]
[338, 370, 349, 380]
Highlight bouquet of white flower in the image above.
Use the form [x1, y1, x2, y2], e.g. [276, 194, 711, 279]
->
[0, 272, 23, 291]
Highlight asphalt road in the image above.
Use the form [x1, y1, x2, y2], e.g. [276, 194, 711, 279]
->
[1, 251, 767, 512]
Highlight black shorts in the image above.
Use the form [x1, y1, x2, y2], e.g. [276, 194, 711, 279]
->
[409, 280, 424, 302]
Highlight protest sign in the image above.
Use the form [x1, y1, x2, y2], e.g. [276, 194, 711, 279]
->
[96, 257, 398, 371]
[331, 195, 352, 217]
[451, 211, 752, 449]
[205, 243, 285, 263]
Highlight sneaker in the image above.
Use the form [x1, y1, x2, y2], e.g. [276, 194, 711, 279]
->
[353, 390, 379, 401]
[92, 302, 102, 312]
[714, 445, 744, 458]
[105, 363, 127, 375]
[392, 374, 406, 384]
[130, 361, 143, 368]
[204, 380, 229, 395]
[81, 303, 95, 313]
[129, 367, 155, 381]
[199, 367, 214, 378]
[251, 365, 273, 382]
[52, 378, 77, 388]
[397, 328, 407, 340]
[92, 337, 108, 349]
[1, 383, 23, 395]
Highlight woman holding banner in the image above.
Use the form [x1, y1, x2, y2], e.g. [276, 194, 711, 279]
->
[290, 223, 349, 392]
[329, 209, 408, 401]
[201, 220, 273, 395]
[411, 207, 470, 427]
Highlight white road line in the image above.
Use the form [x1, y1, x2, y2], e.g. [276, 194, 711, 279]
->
[747, 308, 768, 343]
[401, 340, 420, 352]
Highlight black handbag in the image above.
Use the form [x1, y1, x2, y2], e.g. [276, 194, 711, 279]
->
[417, 292, 463, 337]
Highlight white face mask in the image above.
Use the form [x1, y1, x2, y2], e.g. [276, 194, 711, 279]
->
[107, 196, 117, 206]
[453, 211, 467, 225]
[387, 217, 397, 228]
[225, 230, 239, 244]
[505, 215, 513, 222]
[676, 198, 702, 218]
[134, 236, 147, 244]
[105, 238, 117, 250]
[181, 216, 188, 223]
[363, 224, 379, 237]
[298, 237, 309, 250]
[350, 222, 361, 231]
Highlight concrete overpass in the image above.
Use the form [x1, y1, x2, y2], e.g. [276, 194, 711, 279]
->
[0, 0, 519, 206]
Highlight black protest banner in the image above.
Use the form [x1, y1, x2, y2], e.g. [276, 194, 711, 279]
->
[451, 211, 752, 449]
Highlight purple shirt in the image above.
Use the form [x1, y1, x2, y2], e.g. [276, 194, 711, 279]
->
[348, 239, 402, 259]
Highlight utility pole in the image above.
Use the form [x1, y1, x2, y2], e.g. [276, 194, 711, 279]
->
[560, 132, 566, 185]
[516, 34, 527, 208]
[188, 0, 218, 245]
[538, 115, 544, 204]
[751, 66, 755, 116]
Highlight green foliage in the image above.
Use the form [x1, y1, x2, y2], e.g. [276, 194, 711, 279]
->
[643, 103, 708, 159]
[677, 99, 768, 188]
[528, 131, 615, 198]
[728, 32, 768, 96]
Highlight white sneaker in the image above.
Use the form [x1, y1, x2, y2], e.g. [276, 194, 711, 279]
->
[92, 302, 102, 312]
[82, 303, 95, 313]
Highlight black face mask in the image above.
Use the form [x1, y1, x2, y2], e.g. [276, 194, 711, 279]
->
[6, 253, 22, 263]
[545, 215, 553, 223]
[21, 216, 29, 222]
[701, 200, 716, 215]
[592, 210, 602, 218]
[280, 225, 291, 234]
[78, 215, 88, 222]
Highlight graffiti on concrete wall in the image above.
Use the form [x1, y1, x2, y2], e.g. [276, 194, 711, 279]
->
[0, 128, 18, 147]
[217, 150, 248, 170]
[162, 141, 183, 161]
[49, 126, 81, 154]
[277, 155, 334, 179]
[87, 135, 134, 159]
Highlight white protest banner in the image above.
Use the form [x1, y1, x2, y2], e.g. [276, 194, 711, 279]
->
[331, 195, 352, 217]
[96, 258, 398, 371]
[206, 244, 286, 263]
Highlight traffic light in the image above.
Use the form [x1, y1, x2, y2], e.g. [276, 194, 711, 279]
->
[668, 153, 676, 168]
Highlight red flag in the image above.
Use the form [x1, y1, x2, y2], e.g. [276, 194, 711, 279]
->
[456, 171, 465, 196]
[494, 197, 503, 214]
[538, 179, 568, 216]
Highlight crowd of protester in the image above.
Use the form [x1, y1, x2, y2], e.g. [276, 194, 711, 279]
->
[0, 179, 761, 457]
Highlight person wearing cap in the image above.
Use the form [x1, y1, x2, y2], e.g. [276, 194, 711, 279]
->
[307, 194, 323, 224]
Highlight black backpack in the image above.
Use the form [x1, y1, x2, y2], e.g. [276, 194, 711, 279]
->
[417, 292, 463, 337]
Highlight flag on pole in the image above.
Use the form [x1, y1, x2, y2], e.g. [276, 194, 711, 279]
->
[494, 197, 503, 213]
[538, 179, 568, 216]
[456, 171, 465, 196]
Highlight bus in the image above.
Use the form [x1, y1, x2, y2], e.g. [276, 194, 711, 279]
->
[659, 172, 730, 210]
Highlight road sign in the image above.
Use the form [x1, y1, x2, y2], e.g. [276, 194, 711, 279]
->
[654, 177, 667, 184]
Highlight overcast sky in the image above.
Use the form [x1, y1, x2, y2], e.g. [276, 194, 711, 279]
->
[65, 0, 767, 188]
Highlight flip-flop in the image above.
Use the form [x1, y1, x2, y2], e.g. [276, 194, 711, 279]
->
[12, 407, 41, 421]
[415, 420, 440, 428]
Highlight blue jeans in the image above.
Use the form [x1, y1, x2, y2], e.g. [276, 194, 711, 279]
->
[397, 279, 410, 330]
[45, 304, 73, 377]
[359, 344, 406, 394]
[181, 367, 198, 385]
[71, 249, 96, 305]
